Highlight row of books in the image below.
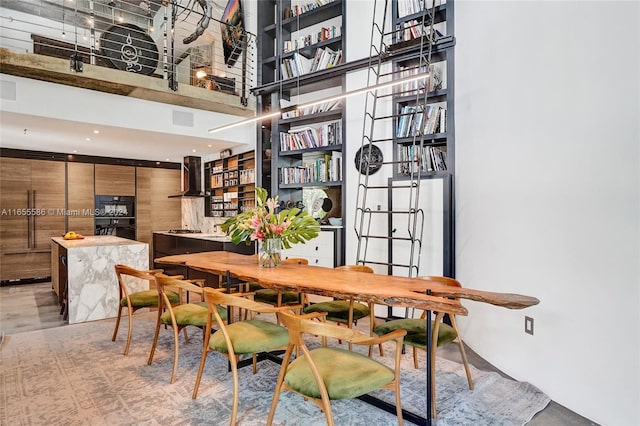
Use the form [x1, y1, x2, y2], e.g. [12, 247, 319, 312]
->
[282, 26, 339, 53]
[396, 20, 444, 42]
[280, 47, 342, 79]
[279, 152, 343, 185]
[396, 105, 446, 137]
[397, 0, 443, 18]
[397, 145, 447, 174]
[280, 121, 342, 151]
[284, 0, 336, 19]
[281, 100, 342, 119]
[395, 63, 443, 96]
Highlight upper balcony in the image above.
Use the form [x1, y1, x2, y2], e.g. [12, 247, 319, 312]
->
[0, 0, 256, 117]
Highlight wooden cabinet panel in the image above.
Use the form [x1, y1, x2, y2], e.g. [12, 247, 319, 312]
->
[67, 162, 95, 236]
[136, 167, 152, 247]
[0, 158, 65, 280]
[150, 168, 181, 231]
[95, 164, 135, 196]
[0, 158, 31, 254]
[137, 167, 180, 263]
[31, 161, 66, 248]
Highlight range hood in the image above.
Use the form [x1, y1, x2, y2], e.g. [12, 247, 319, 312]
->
[168, 156, 205, 198]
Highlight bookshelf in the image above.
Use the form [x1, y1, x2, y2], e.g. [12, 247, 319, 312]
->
[255, 0, 347, 266]
[390, 0, 456, 277]
[204, 150, 256, 217]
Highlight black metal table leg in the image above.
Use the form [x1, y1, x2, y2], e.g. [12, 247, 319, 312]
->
[426, 289, 432, 426]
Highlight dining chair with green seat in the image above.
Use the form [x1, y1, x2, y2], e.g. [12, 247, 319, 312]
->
[147, 273, 228, 384]
[252, 257, 309, 309]
[372, 275, 473, 418]
[302, 264, 380, 353]
[192, 287, 302, 426]
[112, 264, 172, 355]
[267, 310, 407, 426]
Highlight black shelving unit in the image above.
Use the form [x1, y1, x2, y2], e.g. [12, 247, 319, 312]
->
[256, 0, 347, 266]
[389, 0, 456, 277]
[204, 150, 256, 218]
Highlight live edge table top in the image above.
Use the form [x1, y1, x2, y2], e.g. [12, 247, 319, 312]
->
[155, 251, 539, 316]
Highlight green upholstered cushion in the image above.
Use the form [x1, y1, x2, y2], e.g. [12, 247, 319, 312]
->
[254, 289, 301, 305]
[121, 290, 179, 307]
[209, 319, 289, 354]
[247, 282, 263, 291]
[285, 347, 394, 400]
[373, 319, 457, 349]
[303, 300, 370, 322]
[161, 302, 228, 327]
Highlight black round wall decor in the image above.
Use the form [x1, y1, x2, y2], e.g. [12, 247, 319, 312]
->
[100, 24, 159, 75]
[354, 145, 384, 175]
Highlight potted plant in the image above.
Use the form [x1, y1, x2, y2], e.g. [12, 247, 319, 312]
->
[221, 187, 320, 267]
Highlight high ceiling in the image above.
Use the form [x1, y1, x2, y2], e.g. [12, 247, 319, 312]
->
[0, 0, 253, 162]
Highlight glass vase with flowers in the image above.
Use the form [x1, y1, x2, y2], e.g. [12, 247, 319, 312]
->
[221, 187, 320, 267]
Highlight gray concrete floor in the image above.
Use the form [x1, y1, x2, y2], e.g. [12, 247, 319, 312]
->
[0, 282, 597, 425]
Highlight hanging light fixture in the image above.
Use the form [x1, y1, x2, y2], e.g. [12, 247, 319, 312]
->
[208, 71, 430, 134]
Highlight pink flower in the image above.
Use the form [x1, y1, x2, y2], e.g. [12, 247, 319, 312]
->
[269, 223, 286, 235]
[248, 216, 262, 231]
[266, 198, 277, 211]
[252, 228, 265, 241]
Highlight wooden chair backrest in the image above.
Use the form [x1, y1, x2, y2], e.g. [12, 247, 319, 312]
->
[154, 273, 203, 307]
[203, 287, 297, 315]
[336, 264, 374, 273]
[278, 310, 383, 346]
[114, 264, 162, 299]
[416, 275, 461, 288]
[415, 276, 463, 318]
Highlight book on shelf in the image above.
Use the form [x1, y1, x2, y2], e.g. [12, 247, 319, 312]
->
[395, 63, 443, 96]
[281, 99, 342, 119]
[397, 20, 444, 42]
[280, 121, 342, 151]
[439, 109, 446, 133]
[280, 47, 342, 79]
[329, 150, 342, 182]
[279, 152, 342, 185]
[282, 26, 340, 54]
[289, 0, 335, 18]
[397, 0, 442, 18]
[397, 144, 447, 174]
[396, 105, 445, 137]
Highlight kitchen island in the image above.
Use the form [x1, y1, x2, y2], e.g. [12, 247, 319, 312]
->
[51, 236, 148, 324]
[152, 231, 254, 285]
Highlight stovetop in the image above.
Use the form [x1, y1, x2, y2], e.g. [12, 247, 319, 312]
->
[167, 229, 202, 234]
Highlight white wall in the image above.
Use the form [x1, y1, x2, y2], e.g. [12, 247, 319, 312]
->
[455, 1, 639, 424]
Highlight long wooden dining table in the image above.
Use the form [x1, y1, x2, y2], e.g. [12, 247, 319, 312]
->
[155, 251, 539, 425]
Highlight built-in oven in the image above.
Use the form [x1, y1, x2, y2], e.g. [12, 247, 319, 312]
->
[94, 195, 136, 240]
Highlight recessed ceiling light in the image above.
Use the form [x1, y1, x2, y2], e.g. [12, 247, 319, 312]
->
[192, 149, 197, 152]
[208, 144, 212, 147]
[73, 150, 77, 153]
[85, 137, 91, 141]
[165, 158, 170, 161]
[93, 130, 100, 134]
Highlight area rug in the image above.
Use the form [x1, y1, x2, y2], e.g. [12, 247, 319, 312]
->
[0, 313, 549, 425]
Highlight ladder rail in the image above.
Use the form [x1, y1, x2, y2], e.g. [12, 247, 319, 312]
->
[355, 0, 438, 279]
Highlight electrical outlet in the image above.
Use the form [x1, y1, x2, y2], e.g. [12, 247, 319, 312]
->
[377, 204, 381, 211]
[525, 316, 534, 335]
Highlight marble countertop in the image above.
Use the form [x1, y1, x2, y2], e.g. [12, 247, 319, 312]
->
[52, 235, 147, 248]
[153, 231, 231, 242]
